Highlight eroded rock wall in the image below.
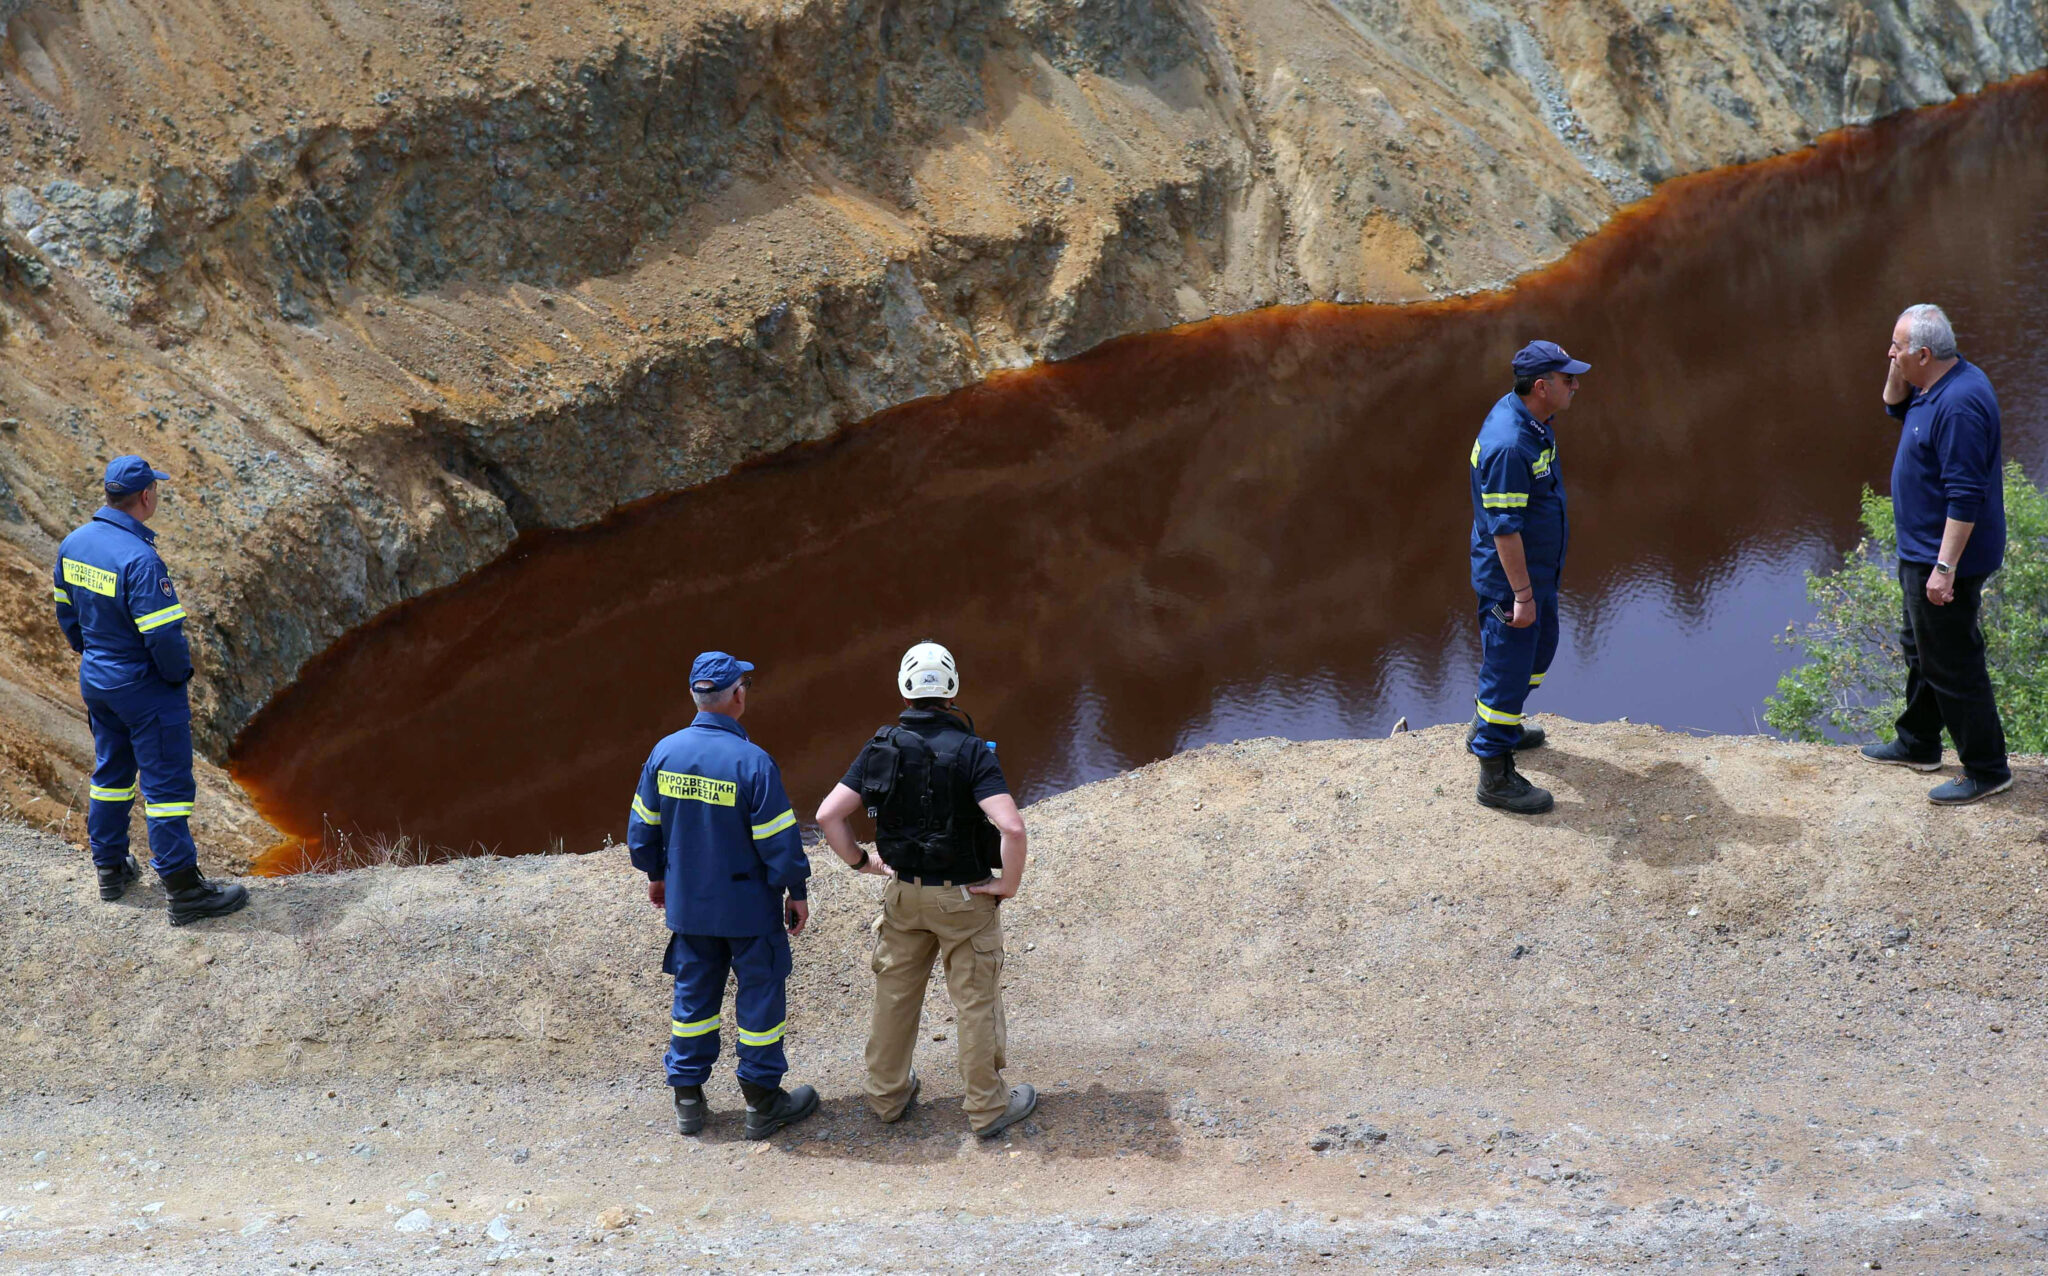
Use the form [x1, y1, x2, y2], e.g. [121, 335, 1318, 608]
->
[0, 0, 2042, 859]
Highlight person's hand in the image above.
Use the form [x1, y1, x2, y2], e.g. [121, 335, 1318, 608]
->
[785, 898, 810, 936]
[1509, 594, 1537, 629]
[647, 879, 666, 910]
[1884, 352, 1910, 404]
[968, 876, 1017, 901]
[1926, 571, 1955, 606]
[857, 849, 893, 877]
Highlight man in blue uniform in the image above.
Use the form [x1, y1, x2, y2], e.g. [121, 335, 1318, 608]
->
[627, 651, 819, 1140]
[53, 457, 247, 923]
[1466, 341, 1589, 815]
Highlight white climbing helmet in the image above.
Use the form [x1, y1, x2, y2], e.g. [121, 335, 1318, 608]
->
[898, 640, 959, 700]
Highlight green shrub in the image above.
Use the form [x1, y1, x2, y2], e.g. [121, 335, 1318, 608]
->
[1766, 462, 2048, 752]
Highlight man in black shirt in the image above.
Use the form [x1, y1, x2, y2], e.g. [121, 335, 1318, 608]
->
[815, 641, 1038, 1140]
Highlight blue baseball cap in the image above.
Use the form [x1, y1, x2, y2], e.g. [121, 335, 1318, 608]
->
[104, 456, 171, 495]
[690, 651, 755, 692]
[1511, 340, 1591, 377]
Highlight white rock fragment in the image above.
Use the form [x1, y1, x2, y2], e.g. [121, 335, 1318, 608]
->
[393, 1208, 433, 1232]
[485, 1214, 514, 1242]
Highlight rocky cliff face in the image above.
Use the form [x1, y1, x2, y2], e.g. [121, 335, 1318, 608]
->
[0, 0, 2042, 859]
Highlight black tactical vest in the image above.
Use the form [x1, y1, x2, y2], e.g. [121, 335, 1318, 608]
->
[857, 711, 1000, 880]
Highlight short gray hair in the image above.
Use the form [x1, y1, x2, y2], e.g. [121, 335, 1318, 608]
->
[691, 684, 739, 712]
[1898, 304, 1958, 359]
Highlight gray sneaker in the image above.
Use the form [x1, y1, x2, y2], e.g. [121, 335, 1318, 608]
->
[1860, 740, 1942, 772]
[1928, 774, 2013, 805]
[975, 1084, 1038, 1140]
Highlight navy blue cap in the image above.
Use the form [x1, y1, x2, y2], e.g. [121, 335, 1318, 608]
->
[1511, 340, 1591, 377]
[104, 456, 171, 495]
[690, 651, 755, 692]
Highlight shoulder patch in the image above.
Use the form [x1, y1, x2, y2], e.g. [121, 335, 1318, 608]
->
[161, 577, 176, 597]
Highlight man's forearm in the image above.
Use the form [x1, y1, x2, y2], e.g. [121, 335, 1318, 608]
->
[998, 830, 1026, 889]
[1494, 532, 1533, 595]
[818, 814, 864, 867]
[1937, 518, 1975, 568]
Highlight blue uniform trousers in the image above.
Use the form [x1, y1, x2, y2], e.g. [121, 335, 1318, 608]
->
[663, 931, 791, 1088]
[82, 679, 196, 876]
[1470, 591, 1561, 757]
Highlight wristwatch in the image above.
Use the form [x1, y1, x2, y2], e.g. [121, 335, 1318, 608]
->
[1934, 560, 1954, 575]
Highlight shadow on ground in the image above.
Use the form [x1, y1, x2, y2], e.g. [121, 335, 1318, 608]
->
[764, 1083, 1183, 1163]
[1520, 750, 1802, 867]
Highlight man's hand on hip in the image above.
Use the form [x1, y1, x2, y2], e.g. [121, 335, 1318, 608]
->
[967, 876, 1017, 901]
[647, 879, 665, 910]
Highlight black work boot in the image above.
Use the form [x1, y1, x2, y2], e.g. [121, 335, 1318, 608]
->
[1467, 714, 1545, 751]
[97, 855, 141, 901]
[162, 865, 249, 926]
[1477, 754, 1554, 815]
[740, 1081, 819, 1141]
[672, 1084, 707, 1136]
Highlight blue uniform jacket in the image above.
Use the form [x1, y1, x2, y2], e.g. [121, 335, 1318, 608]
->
[626, 712, 810, 937]
[53, 507, 192, 691]
[1470, 393, 1570, 598]
[1886, 358, 2006, 577]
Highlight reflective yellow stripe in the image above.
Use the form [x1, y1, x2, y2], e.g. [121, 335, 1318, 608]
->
[735, 1020, 786, 1047]
[1475, 699, 1523, 726]
[53, 587, 71, 605]
[670, 1015, 721, 1038]
[1480, 493, 1529, 508]
[144, 801, 194, 818]
[750, 809, 796, 841]
[62, 559, 118, 597]
[1528, 672, 1546, 686]
[90, 783, 138, 802]
[1469, 440, 1482, 466]
[1532, 447, 1555, 476]
[631, 795, 661, 825]
[134, 603, 187, 633]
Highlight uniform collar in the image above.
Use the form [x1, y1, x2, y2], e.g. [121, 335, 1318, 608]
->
[1508, 394, 1554, 438]
[92, 506, 157, 544]
[691, 710, 749, 739]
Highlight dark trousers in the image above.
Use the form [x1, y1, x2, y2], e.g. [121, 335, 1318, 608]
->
[1469, 590, 1561, 757]
[1895, 561, 2009, 783]
[83, 678, 197, 876]
[662, 931, 791, 1089]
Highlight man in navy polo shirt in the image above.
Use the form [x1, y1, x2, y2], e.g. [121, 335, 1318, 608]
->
[53, 457, 248, 924]
[1466, 340, 1589, 815]
[626, 651, 820, 1139]
[1860, 304, 2011, 804]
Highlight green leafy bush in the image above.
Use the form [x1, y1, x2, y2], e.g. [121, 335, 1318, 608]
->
[1766, 462, 2048, 751]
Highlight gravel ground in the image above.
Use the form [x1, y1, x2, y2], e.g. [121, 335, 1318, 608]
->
[4, 719, 2046, 1272]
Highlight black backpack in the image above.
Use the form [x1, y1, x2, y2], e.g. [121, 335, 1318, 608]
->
[857, 714, 1000, 880]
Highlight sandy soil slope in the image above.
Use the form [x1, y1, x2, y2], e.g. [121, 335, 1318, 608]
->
[3, 719, 2045, 1271]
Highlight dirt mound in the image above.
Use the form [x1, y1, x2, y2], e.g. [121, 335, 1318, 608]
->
[4, 719, 2044, 1270]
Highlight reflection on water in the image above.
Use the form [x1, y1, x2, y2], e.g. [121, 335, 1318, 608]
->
[234, 74, 2048, 870]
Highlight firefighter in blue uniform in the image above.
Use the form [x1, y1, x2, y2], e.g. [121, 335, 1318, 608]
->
[626, 652, 819, 1140]
[52, 457, 247, 922]
[1467, 341, 1590, 815]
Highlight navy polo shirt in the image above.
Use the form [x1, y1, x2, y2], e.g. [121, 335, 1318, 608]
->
[1886, 358, 2005, 576]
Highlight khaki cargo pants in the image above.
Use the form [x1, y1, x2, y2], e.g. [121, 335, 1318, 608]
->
[864, 878, 1009, 1130]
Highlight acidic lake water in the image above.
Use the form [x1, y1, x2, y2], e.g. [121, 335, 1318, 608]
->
[236, 75, 2048, 871]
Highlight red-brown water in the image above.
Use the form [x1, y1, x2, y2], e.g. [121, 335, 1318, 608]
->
[237, 74, 2048, 872]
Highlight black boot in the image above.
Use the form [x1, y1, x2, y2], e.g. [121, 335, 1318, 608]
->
[1468, 714, 1545, 751]
[740, 1081, 819, 1141]
[97, 855, 140, 901]
[672, 1084, 707, 1136]
[162, 865, 249, 926]
[1477, 753, 1554, 815]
